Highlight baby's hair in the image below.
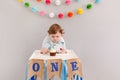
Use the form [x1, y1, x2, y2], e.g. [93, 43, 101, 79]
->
[48, 24, 64, 34]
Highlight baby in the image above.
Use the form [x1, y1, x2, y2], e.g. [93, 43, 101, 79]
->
[41, 24, 67, 54]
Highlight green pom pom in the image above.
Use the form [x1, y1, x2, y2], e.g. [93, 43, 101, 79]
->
[24, 2, 30, 7]
[86, 3, 92, 9]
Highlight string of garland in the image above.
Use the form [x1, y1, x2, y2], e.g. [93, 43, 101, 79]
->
[18, 0, 101, 19]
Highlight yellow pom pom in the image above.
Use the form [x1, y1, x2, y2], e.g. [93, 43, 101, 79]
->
[18, 0, 23, 2]
[77, 8, 83, 14]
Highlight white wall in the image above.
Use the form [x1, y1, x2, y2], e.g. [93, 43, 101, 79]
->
[0, 0, 120, 80]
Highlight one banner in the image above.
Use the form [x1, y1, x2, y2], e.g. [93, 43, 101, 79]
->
[46, 59, 62, 80]
[66, 58, 82, 80]
[28, 59, 44, 80]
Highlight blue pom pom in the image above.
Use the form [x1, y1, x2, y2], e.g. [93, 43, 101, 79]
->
[96, 0, 101, 3]
[32, 7, 37, 12]
[76, 0, 80, 2]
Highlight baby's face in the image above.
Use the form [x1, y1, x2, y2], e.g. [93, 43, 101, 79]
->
[49, 32, 62, 43]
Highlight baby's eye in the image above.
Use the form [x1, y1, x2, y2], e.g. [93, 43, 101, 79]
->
[51, 36, 55, 38]
[56, 36, 59, 38]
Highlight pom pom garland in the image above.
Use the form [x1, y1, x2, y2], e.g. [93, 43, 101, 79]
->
[86, 3, 93, 9]
[40, 11, 46, 16]
[67, 12, 73, 18]
[77, 8, 83, 14]
[18, 0, 23, 3]
[95, 0, 101, 3]
[49, 12, 55, 18]
[19, 0, 100, 19]
[55, 0, 61, 6]
[36, 0, 42, 3]
[24, 2, 30, 7]
[45, 0, 51, 5]
[32, 7, 37, 12]
[58, 13, 64, 19]
[65, 0, 71, 5]
[76, 0, 80, 2]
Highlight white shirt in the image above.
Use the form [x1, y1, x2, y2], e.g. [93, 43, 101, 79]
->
[42, 36, 66, 52]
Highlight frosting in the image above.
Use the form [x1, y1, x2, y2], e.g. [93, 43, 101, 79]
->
[50, 48, 56, 53]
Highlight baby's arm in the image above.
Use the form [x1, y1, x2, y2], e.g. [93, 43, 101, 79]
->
[40, 48, 49, 54]
[40, 36, 50, 54]
[60, 49, 67, 54]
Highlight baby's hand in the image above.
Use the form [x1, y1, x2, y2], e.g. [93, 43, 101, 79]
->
[60, 49, 67, 54]
[40, 48, 49, 54]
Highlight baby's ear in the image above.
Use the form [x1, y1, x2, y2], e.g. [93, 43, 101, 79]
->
[48, 33, 50, 36]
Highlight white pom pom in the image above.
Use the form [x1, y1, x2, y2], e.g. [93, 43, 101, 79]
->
[49, 12, 55, 18]
[55, 0, 61, 6]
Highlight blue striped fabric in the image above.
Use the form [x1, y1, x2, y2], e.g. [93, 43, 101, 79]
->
[44, 60, 47, 80]
[80, 77, 83, 80]
[73, 75, 82, 80]
[61, 60, 67, 80]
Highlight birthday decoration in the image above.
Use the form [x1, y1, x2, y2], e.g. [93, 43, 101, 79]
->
[55, 0, 61, 6]
[49, 12, 55, 18]
[86, 3, 93, 9]
[45, 0, 51, 5]
[18, 0, 101, 19]
[24, 2, 30, 7]
[66, 58, 82, 80]
[58, 13, 64, 19]
[76, 0, 80, 2]
[65, 0, 71, 5]
[77, 8, 84, 14]
[18, 0, 23, 3]
[39, 11, 46, 16]
[47, 59, 62, 80]
[27, 58, 82, 80]
[28, 59, 44, 80]
[31, 7, 37, 12]
[67, 12, 74, 18]
[96, 0, 101, 3]
[36, 0, 42, 3]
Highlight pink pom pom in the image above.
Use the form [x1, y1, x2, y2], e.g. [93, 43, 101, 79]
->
[65, 0, 71, 5]
[39, 11, 46, 16]
[58, 13, 64, 19]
